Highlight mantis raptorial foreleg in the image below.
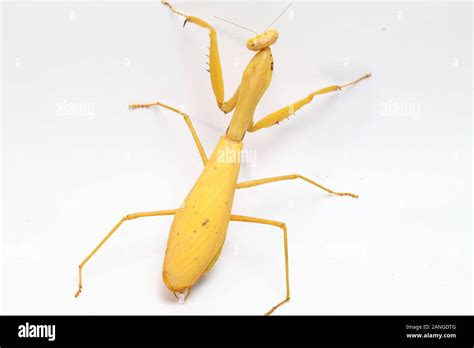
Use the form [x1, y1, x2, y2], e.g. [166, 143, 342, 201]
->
[230, 214, 289, 316]
[129, 101, 208, 165]
[162, 1, 240, 113]
[237, 174, 358, 198]
[248, 73, 371, 132]
[220, 86, 241, 114]
[75, 209, 177, 298]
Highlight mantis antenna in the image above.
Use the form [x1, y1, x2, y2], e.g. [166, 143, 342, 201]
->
[265, 2, 293, 31]
[214, 16, 258, 35]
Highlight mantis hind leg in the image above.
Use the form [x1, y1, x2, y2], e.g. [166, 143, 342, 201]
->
[75, 209, 177, 298]
[230, 214, 290, 316]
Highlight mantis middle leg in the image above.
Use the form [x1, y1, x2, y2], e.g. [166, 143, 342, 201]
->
[129, 101, 208, 165]
[75, 209, 177, 297]
[237, 174, 358, 198]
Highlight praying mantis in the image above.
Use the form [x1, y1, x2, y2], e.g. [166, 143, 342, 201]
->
[74, 1, 371, 315]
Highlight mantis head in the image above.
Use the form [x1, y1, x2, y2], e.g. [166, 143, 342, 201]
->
[215, 2, 290, 52]
[246, 29, 279, 51]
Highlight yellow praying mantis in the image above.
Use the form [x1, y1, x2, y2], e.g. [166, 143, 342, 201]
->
[74, 1, 371, 315]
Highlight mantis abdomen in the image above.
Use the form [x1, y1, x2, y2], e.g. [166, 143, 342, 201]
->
[162, 136, 242, 295]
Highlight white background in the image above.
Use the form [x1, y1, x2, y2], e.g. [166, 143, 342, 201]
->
[1, 1, 472, 315]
